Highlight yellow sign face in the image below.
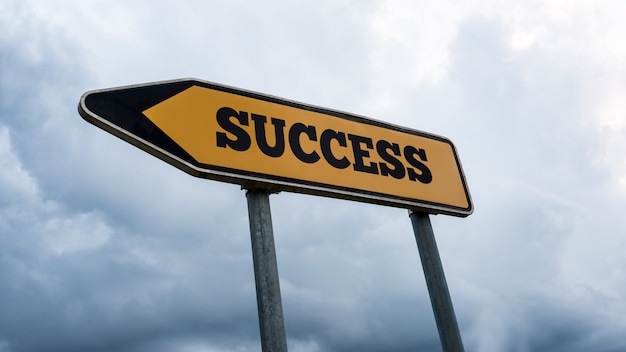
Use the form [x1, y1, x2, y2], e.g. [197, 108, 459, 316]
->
[79, 79, 472, 216]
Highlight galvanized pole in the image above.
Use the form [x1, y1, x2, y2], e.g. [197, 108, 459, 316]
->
[409, 210, 464, 352]
[246, 189, 288, 352]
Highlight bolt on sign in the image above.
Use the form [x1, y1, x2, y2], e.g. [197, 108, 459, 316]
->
[79, 78, 473, 217]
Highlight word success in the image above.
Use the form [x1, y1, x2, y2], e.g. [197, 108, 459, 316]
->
[215, 107, 432, 184]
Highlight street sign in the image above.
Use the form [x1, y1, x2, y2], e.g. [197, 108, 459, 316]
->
[79, 78, 472, 216]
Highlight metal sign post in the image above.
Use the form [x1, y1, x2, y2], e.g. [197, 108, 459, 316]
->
[246, 189, 289, 352]
[409, 211, 464, 352]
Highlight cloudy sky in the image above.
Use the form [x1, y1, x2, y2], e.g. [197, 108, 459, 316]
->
[1, 1, 626, 351]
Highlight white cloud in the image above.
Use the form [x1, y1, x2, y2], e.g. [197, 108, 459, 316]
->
[0, 126, 39, 205]
[368, 0, 462, 84]
[0, 124, 113, 260]
[42, 212, 112, 255]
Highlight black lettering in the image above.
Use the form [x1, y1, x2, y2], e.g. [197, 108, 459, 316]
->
[348, 134, 379, 175]
[216, 107, 251, 151]
[404, 146, 432, 183]
[320, 129, 350, 169]
[289, 123, 320, 163]
[376, 140, 406, 179]
[251, 114, 286, 157]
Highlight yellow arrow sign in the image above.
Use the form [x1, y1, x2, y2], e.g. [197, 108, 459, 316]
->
[79, 79, 472, 216]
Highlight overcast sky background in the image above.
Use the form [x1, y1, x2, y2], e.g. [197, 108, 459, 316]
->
[1, 1, 626, 351]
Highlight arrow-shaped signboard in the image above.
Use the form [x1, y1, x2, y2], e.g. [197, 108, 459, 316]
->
[79, 78, 472, 216]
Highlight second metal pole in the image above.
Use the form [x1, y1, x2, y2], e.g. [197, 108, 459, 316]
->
[409, 210, 464, 352]
[246, 189, 288, 352]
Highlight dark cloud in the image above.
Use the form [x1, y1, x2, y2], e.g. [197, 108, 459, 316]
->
[1, 1, 626, 352]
